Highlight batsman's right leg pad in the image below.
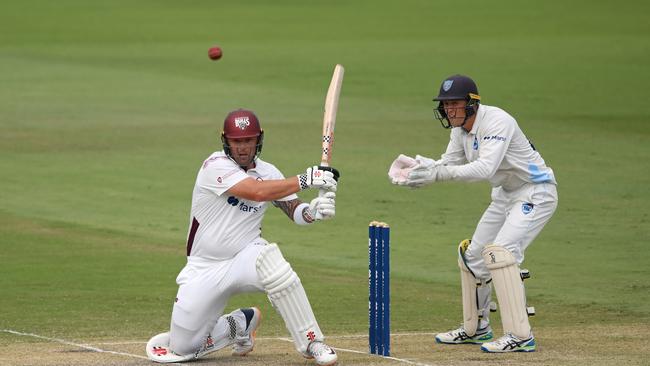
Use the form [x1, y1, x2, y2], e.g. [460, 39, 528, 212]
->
[256, 243, 324, 354]
[482, 244, 531, 339]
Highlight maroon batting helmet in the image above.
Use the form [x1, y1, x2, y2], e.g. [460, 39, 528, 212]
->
[221, 109, 264, 164]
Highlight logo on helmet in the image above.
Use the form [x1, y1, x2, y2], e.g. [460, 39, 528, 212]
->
[234, 116, 250, 130]
[442, 80, 454, 92]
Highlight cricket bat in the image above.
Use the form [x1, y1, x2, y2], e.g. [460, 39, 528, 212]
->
[320, 64, 344, 167]
[315, 64, 344, 219]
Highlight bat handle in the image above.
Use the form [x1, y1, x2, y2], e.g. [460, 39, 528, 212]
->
[315, 188, 326, 220]
[316, 159, 331, 220]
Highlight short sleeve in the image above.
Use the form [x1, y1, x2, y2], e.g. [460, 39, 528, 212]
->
[198, 156, 250, 196]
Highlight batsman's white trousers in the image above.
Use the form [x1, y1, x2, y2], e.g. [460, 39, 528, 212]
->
[169, 239, 267, 354]
[465, 182, 558, 280]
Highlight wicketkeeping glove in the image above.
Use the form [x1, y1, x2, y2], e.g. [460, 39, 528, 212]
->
[405, 154, 445, 187]
[308, 191, 336, 220]
[298, 166, 340, 191]
[388, 154, 418, 185]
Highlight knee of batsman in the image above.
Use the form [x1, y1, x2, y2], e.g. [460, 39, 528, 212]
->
[256, 243, 300, 295]
[481, 244, 518, 269]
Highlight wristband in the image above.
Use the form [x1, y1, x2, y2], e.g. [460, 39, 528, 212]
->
[293, 202, 314, 225]
[297, 173, 309, 190]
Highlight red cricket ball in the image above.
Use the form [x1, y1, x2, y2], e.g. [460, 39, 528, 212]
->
[208, 46, 222, 60]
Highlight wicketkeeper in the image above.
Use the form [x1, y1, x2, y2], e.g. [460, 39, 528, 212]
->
[389, 75, 558, 352]
[146, 109, 338, 365]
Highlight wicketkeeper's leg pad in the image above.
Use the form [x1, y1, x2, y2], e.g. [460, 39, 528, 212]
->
[458, 239, 492, 335]
[482, 244, 531, 339]
[256, 243, 323, 354]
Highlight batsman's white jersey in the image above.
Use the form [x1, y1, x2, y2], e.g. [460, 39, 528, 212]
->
[185, 151, 296, 260]
[441, 104, 558, 279]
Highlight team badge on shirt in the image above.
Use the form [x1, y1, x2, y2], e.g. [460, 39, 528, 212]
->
[522, 202, 534, 214]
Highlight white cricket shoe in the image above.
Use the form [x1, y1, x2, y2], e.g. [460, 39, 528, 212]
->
[146, 332, 214, 363]
[232, 307, 262, 356]
[304, 341, 338, 366]
[435, 324, 493, 344]
[481, 333, 536, 353]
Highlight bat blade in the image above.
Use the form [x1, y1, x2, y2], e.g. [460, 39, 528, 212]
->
[321, 64, 344, 167]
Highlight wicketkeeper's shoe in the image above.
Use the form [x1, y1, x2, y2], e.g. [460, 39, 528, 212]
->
[303, 341, 338, 366]
[481, 333, 536, 353]
[232, 307, 262, 356]
[435, 324, 493, 344]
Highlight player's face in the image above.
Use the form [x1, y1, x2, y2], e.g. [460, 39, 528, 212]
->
[442, 100, 467, 127]
[228, 136, 258, 168]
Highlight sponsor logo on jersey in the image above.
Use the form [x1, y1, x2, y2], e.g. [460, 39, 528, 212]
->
[443, 80, 453, 91]
[473, 136, 479, 150]
[522, 202, 534, 214]
[483, 135, 507, 142]
[235, 116, 250, 130]
[227, 196, 263, 213]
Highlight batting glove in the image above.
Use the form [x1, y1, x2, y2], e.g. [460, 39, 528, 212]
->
[298, 166, 340, 191]
[308, 191, 336, 220]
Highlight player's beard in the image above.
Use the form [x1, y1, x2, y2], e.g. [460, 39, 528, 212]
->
[234, 152, 255, 169]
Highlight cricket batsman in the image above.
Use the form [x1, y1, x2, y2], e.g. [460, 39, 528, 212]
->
[146, 109, 338, 365]
[388, 75, 558, 352]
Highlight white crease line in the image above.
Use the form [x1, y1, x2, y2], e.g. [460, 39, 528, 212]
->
[1, 329, 157, 362]
[328, 346, 437, 366]
[4, 329, 437, 366]
[273, 336, 436, 366]
[92, 332, 438, 345]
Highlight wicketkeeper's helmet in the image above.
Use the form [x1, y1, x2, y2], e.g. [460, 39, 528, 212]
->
[221, 109, 264, 164]
[433, 74, 481, 129]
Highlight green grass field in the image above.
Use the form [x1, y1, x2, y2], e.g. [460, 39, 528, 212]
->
[1, 1, 649, 365]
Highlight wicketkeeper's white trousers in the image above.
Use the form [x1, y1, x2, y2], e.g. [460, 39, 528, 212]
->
[464, 182, 558, 279]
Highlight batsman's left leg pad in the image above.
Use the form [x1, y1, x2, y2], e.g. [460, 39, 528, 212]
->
[256, 243, 324, 354]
